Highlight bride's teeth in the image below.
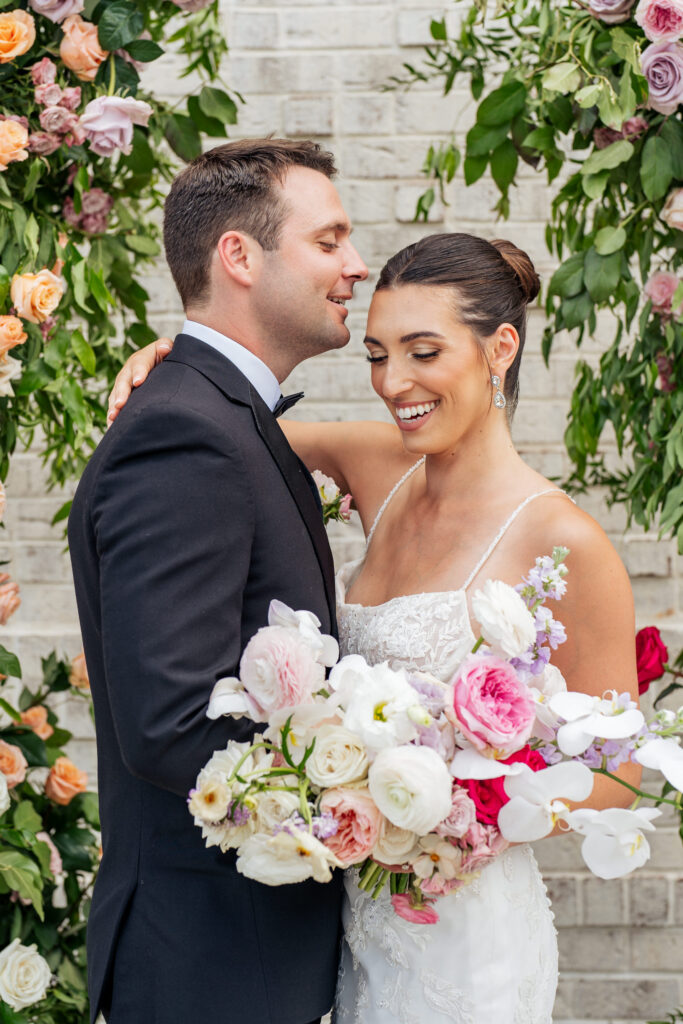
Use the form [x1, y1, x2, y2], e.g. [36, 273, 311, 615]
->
[396, 401, 438, 421]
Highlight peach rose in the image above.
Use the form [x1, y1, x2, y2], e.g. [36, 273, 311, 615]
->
[0, 740, 27, 788]
[68, 652, 89, 689]
[0, 119, 29, 172]
[0, 10, 36, 64]
[319, 787, 382, 866]
[0, 316, 27, 359]
[60, 14, 107, 82]
[20, 706, 53, 741]
[45, 756, 87, 805]
[0, 579, 20, 625]
[10, 269, 63, 324]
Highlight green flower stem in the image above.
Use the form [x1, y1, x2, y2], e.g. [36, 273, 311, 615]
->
[471, 636, 484, 654]
[593, 767, 682, 807]
[108, 54, 116, 96]
[371, 869, 391, 900]
[298, 779, 313, 826]
[358, 860, 384, 892]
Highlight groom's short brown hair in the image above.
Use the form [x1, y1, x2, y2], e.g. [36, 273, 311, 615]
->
[163, 138, 337, 308]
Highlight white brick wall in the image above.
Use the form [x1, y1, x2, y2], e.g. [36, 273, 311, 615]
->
[4, 2, 681, 1020]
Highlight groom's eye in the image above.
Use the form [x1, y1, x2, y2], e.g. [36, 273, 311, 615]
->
[319, 242, 340, 251]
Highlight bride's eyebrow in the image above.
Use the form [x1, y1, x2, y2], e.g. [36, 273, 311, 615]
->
[363, 332, 445, 345]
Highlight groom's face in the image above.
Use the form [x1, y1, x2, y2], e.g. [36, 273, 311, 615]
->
[252, 166, 368, 358]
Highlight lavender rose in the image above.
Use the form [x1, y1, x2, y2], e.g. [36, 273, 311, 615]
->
[588, 0, 635, 23]
[29, 0, 84, 24]
[636, 0, 683, 41]
[80, 95, 152, 157]
[642, 40, 683, 113]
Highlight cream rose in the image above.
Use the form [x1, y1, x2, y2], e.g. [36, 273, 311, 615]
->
[45, 756, 87, 804]
[662, 187, 683, 230]
[0, 316, 27, 356]
[0, 740, 27, 788]
[0, 10, 36, 64]
[306, 724, 369, 788]
[372, 817, 419, 865]
[471, 579, 537, 658]
[59, 14, 107, 81]
[10, 269, 63, 324]
[0, 939, 51, 1011]
[0, 119, 29, 171]
[368, 744, 453, 834]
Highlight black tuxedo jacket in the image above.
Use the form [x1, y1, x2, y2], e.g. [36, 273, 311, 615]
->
[68, 335, 341, 1024]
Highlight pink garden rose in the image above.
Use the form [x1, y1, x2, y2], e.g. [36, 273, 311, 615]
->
[27, 131, 62, 156]
[60, 86, 81, 112]
[642, 40, 683, 113]
[435, 784, 477, 839]
[238, 625, 325, 717]
[35, 83, 63, 107]
[391, 893, 439, 924]
[319, 787, 382, 866]
[39, 105, 79, 135]
[636, 0, 683, 41]
[30, 56, 56, 85]
[645, 270, 681, 313]
[588, 0, 636, 21]
[29, 0, 84, 24]
[80, 95, 152, 157]
[450, 654, 535, 757]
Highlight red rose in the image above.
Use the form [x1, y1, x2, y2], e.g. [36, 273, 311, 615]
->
[635, 626, 669, 695]
[457, 746, 546, 825]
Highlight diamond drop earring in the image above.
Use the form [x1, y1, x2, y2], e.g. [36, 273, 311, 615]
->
[491, 374, 507, 409]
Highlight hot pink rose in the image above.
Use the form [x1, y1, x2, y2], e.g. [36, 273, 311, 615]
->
[319, 788, 382, 866]
[29, 0, 84, 24]
[460, 821, 509, 873]
[636, 0, 683, 41]
[391, 893, 439, 924]
[0, 739, 27, 788]
[28, 131, 62, 156]
[30, 56, 56, 85]
[435, 784, 477, 839]
[39, 105, 79, 135]
[239, 625, 325, 717]
[36, 831, 63, 877]
[457, 746, 546, 825]
[80, 95, 152, 157]
[450, 654, 535, 757]
[645, 270, 681, 313]
[35, 83, 63, 107]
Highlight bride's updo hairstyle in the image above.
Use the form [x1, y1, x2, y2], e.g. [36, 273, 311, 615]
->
[374, 233, 540, 416]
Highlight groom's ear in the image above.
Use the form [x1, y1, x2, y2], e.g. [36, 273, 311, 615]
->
[214, 230, 263, 287]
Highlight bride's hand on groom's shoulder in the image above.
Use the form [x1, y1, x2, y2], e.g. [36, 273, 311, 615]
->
[107, 338, 173, 425]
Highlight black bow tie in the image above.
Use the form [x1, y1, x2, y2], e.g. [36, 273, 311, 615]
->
[273, 391, 304, 418]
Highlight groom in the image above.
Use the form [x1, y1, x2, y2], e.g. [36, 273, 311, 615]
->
[68, 139, 367, 1024]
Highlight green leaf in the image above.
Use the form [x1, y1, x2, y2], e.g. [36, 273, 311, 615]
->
[641, 136, 674, 201]
[490, 138, 518, 192]
[611, 27, 642, 72]
[0, 850, 44, 920]
[73, 791, 100, 829]
[71, 330, 96, 376]
[463, 154, 488, 185]
[51, 500, 72, 526]
[198, 86, 238, 126]
[476, 81, 526, 127]
[582, 170, 610, 199]
[22, 160, 42, 202]
[53, 827, 97, 872]
[561, 291, 593, 330]
[581, 139, 634, 176]
[9, 729, 47, 766]
[14, 800, 42, 833]
[0, 697, 19, 721]
[97, 1, 144, 50]
[0, 645, 21, 679]
[583, 247, 621, 302]
[550, 253, 585, 298]
[597, 84, 623, 128]
[187, 95, 227, 138]
[594, 225, 627, 255]
[164, 114, 201, 162]
[70, 259, 89, 312]
[128, 321, 157, 346]
[575, 84, 601, 109]
[124, 235, 160, 256]
[522, 125, 556, 151]
[430, 17, 447, 41]
[125, 39, 164, 62]
[465, 122, 509, 158]
[542, 61, 581, 95]
[0, 264, 9, 307]
[661, 119, 683, 177]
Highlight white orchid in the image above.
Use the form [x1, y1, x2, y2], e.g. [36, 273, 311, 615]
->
[635, 737, 683, 792]
[329, 656, 427, 753]
[268, 599, 339, 667]
[497, 762, 595, 842]
[528, 663, 567, 741]
[549, 690, 644, 756]
[565, 806, 661, 879]
[449, 742, 529, 780]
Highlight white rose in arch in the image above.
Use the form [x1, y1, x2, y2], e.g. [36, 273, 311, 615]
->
[471, 579, 536, 658]
[0, 771, 9, 816]
[0, 939, 52, 1011]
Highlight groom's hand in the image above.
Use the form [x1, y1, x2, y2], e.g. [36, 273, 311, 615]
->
[107, 338, 174, 425]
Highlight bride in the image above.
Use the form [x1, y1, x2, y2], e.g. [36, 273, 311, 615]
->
[109, 231, 639, 1023]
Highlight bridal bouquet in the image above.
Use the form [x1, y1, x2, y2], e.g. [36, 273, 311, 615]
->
[188, 548, 682, 924]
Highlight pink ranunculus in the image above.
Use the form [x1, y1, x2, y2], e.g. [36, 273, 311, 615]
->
[339, 493, 352, 521]
[588, 0, 636, 21]
[636, 0, 683, 41]
[319, 787, 382, 866]
[642, 40, 683, 113]
[39, 105, 79, 135]
[0, 739, 28, 788]
[30, 56, 56, 85]
[29, 0, 84, 24]
[36, 831, 63, 877]
[419, 874, 462, 896]
[460, 822, 509, 874]
[645, 270, 681, 313]
[34, 83, 63, 107]
[59, 85, 81, 112]
[435, 785, 477, 839]
[80, 95, 152, 157]
[239, 625, 325, 717]
[391, 893, 440, 924]
[28, 131, 62, 156]
[450, 654, 535, 757]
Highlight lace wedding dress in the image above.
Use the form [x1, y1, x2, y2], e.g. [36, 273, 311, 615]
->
[332, 458, 561, 1024]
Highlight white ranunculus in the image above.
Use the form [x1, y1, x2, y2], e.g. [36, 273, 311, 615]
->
[330, 657, 426, 753]
[635, 737, 683, 791]
[200, 742, 255, 789]
[529, 663, 568, 741]
[471, 579, 537, 658]
[566, 806, 661, 879]
[0, 772, 9, 816]
[368, 744, 453, 834]
[497, 762, 595, 842]
[253, 790, 300, 832]
[306, 724, 369, 788]
[0, 939, 52, 1011]
[549, 690, 645, 756]
[267, 599, 339, 667]
[372, 817, 419, 865]
[187, 773, 231, 824]
[236, 827, 341, 885]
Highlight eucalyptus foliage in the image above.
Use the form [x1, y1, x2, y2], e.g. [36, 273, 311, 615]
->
[400, 0, 683, 547]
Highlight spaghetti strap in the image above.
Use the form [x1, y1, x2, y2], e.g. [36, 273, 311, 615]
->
[461, 489, 574, 591]
[366, 457, 426, 549]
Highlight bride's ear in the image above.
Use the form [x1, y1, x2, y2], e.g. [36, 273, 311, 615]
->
[488, 323, 519, 379]
[214, 230, 262, 288]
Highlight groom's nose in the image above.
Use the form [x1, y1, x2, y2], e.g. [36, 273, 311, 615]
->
[342, 240, 368, 283]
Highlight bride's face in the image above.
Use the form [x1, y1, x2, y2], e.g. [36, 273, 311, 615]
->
[364, 284, 497, 455]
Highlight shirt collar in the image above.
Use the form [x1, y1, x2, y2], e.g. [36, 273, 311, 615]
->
[182, 319, 281, 412]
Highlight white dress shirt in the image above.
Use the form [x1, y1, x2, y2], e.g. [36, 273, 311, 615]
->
[181, 319, 281, 412]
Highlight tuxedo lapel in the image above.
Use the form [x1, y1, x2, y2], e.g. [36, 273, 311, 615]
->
[249, 386, 336, 632]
